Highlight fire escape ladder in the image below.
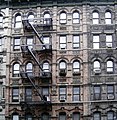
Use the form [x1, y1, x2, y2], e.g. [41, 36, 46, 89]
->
[25, 73, 45, 102]
[27, 46, 43, 72]
[28, 20, 44, 44]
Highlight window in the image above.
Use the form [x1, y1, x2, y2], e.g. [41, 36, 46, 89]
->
[0, 14, 3, 27]
[93, 35, 99, 49]
[26, 114, 32, 120]
[94, 86, 101, 100]
[93, 11, 99, 24]
[93, 60, 100, 71]
[73, 61, 80, 72]
[41, 113, 49, 120]
[13, 37, 20, 50]
[60, 12, 67, 24]
[106, 35, 112, 48]
[105, 11, 112, 24]
[13, 63, 20, 77]
[107, 85, 114, 100]
[107, 111, 114, 120]
[25, 88, 32, 102]
[26, 62, 33, 76]
[60, 36, 67, 49]
[43, 62, 49, 72]
[106, 60, 113, 73]
[28, 13, 34, 24]
[73, 11, 80, 24]
[73, 35, 80, 49]
[93, 112, 101, 120]
[59, 86, 66, 101]
[14, 13, 22, 28]
[73, 86, 80, 101]
[43, 36, 50, 44]
[59, 112, 66, 120]
[26, 37, 33, 50]
[13, 114, 19, 120]
[42, 87, 49, 101]
[72, 112, 80, 120]
[44, 12, 51, 25]
[12, 88, 19, 102]
[59, 60, 66, 70]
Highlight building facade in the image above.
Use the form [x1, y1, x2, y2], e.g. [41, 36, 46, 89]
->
[0, 0, 117, 120]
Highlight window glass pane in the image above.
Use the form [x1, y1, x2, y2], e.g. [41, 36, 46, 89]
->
[60, 61, 66, 69]
[43, 37, 50, 44]
[59, 113, 66, 120]
[73, 12, 79, 24]
[26, 88, 32, 101]
[93, 12, 99, 18]
[15, 14, 22, 28]
[94, 112, 100, 120]
[60, 36, 66, 49]
[26, 63, 33, 70]
[13, 115, 19, 120]
[105, 12, 111, 18]
[107, 111, 114, 120]
[14, 38, 20, 50]
[73, 61, 80, 72]
[60, 87, 66, 94]
[60, 12, 66, 24]
[43, 62, 49, 72]
[94, 86, 100, 93]
[73, 113, 80, 120]
[42, 88, 49, 95]
[94, 61, 100, 69]
[107, 86, 113, 93]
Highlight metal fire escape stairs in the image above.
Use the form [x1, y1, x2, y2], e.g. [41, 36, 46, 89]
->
[21, 19, 51, 104]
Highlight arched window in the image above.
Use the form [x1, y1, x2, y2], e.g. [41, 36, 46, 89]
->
[93, 112, 101, 120]
[105, 11, 112, 24]
[59, 60, 66, 70]
[73, 60, 80, 72]
[73, 11, 80, 24]
[44, 12, 51, 25]
[93, 60, 100, 71]
[107, 111, 114, 120]
[43, 61, 50, 72]
[12, 113, 19, 120]
[92, 11, 99, 24]
[60, 11, 67, 24]
[14, 13, 22, 28]
[106, 60, 113, 73]
[0, 14, 3, 27]
[26, 62, 33, 76]
[28, 13, 34, 24]
[72, 112, 80, 120]
[41, 113, 49, 120]
[59, 112, 66, 120]
[13, 63, 20, 77]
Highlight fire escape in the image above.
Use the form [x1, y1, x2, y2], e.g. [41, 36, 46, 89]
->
[20, 18, 52, 110]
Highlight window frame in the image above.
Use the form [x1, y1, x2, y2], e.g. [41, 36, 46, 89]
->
[59, 86, 67, 101]
[26, 36, 33, 50]
[93, 35, 100, 49]
[93, 85, 101, 100]
[60, 12, 67, 24]
[14, 13, 22, 28]
[73, 60, 80, 72]
[106, 60, 114, 73]
[43, 12, 51, 25]
[92, 11, 99, 24]
[59, 112, 66, 120]
[107, 85, 114, 100]
[43, 61, 50, 72]
[25, 88, 32, 102]
[12, 88, 19, 102]
[72, 112, 80, 120]
[13, 37, 20, 51]
[72, 11, 80, 24]
[73, 35, 80, 49]
[93, 60, 101, 71]
[59, 36, 67, 49]
[13, 63, 20, 77]
[93, 112, 101, 120]
[73, 86, 80, 102]
[107, 111, 114, 120]
[26, 62, 33, 76]
[59, 60, 67, 70]
[106, 34, 112, 48]
[105, 11, 112, 24]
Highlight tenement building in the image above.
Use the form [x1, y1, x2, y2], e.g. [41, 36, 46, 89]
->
[0, 0, 117, 120]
